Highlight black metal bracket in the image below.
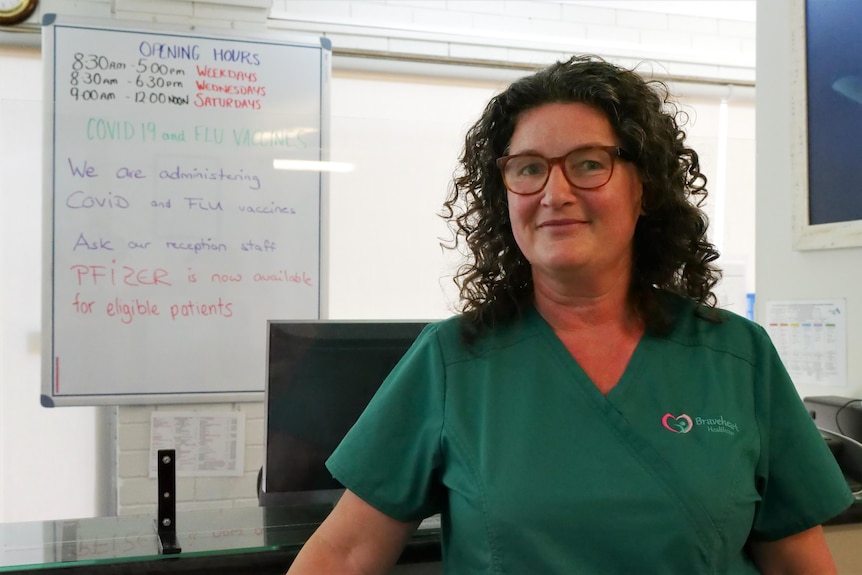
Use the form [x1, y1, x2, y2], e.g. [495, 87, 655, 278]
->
[155, 449, 182, 554]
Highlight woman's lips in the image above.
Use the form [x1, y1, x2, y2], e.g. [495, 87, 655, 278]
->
[538, 218, 586, 228]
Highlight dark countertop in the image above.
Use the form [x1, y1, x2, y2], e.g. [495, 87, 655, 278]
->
[0, 505, 441, 574]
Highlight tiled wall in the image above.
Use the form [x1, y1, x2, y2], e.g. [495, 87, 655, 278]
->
[27, 0, 755, 83]
[267, 1, 755, 84]
[118, 404, 263, 515]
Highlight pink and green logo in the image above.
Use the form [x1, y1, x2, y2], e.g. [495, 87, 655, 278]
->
[661, 413, 693, 434]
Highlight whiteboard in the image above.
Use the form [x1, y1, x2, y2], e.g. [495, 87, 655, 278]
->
[40, 15, 330, 406]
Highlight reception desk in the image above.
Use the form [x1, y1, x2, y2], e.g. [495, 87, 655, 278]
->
[826, 499, 862, 574]
[1, 504, 859, 574]
[0, 505, 442, 574]
[826, 523, 862, 575]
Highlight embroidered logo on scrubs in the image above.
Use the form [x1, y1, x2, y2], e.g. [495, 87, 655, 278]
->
[695, 416, 739, 436]
[660, 413, 740, 436]
[661, 413, 693, 433]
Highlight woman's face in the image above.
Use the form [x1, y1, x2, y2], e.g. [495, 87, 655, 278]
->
[505, 102, 643, 286]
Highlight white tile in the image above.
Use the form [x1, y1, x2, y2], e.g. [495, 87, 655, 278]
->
[111, 10, 158, 22]
[411, 6, 473, 30]
[194, 474, 257, 500]
[480, 12, 533, 34]
[668, 14, 718, 35]
[153, 13, 196, 25]
[237, 401, 265, 418]
[193, 2, 269, 22]
[273, 0, 351, 19]
[118, 477, 157, 505]
[615, 8, 667, 30]
[692, 34, 743, 54]
[718, 18, 755, 38]
[640, 29, 692, 51]
[350, 1, 413, 25]
[585, 23, 639, 45]
[244, 445, 264, 471]
[119, 406, 153, 424]
[118, 422, 150, 450]
[444, 0, 505, 16]
[118, 503, 156, 516]
[176, 499, 228, 511]
[246, 418, 265, 445]
[156, 403, 235, 411]
[177, 477, 198, 498]
[189, 15, 241, 27]
[561, 3, 614, 25]
[42, 0, 113, 18]
[116, 0, 193, 16]
[119, 450, 150, 477]
[502, 0, 561, 20]
[526, 17, 587, 40]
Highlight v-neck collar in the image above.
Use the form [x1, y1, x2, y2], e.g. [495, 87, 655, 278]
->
[527, 305, 650, 404]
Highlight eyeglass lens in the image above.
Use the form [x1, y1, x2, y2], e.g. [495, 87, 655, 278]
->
[502, 147, 616, 194]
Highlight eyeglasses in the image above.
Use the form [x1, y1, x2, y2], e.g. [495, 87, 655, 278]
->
[496, 145, 631, 195]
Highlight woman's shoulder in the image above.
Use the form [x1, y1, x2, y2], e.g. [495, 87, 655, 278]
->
[421, 310, 542, 362]
[659, 292, 772, 360]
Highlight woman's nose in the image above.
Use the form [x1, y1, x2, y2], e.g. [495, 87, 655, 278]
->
[541, 163, 575, 206]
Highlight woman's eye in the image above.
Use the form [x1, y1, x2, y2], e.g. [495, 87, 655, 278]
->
[566, 148, 612, 173]
[512, 159, 546, 177]
[520, 162, 544, 176]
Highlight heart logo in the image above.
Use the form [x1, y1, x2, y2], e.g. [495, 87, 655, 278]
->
[661, 413, 693, 434]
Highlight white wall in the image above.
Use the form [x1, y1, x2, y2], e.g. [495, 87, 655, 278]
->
[756, 0, 862, 401]
[680, 95, 757, 312]
[0, 47, 101, 523]
[0, 0, 757, 521]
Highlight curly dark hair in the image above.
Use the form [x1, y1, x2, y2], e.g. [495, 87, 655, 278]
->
[441, 55, 722, 341]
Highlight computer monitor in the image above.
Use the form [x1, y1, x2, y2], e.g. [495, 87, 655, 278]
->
[260, 319, 428, 508]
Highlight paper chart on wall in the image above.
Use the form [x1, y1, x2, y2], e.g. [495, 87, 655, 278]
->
[149, 411, 245, 478]
[765, 299, 847, 387]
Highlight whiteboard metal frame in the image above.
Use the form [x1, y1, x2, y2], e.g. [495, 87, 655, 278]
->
[40, 14, 332, 406]
[790, 0, 862, 250]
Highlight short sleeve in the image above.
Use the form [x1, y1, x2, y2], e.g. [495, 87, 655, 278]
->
[326, 323, 446, 522]
[750, 326, 854, 540]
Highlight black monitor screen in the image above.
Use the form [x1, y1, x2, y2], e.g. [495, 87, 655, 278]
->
[260, 320, 428, 507]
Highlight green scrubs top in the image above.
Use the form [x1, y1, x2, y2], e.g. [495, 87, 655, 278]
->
[327, 296, 853, 574]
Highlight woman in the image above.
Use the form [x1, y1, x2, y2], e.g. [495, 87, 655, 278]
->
[287, 56, 853, 574]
